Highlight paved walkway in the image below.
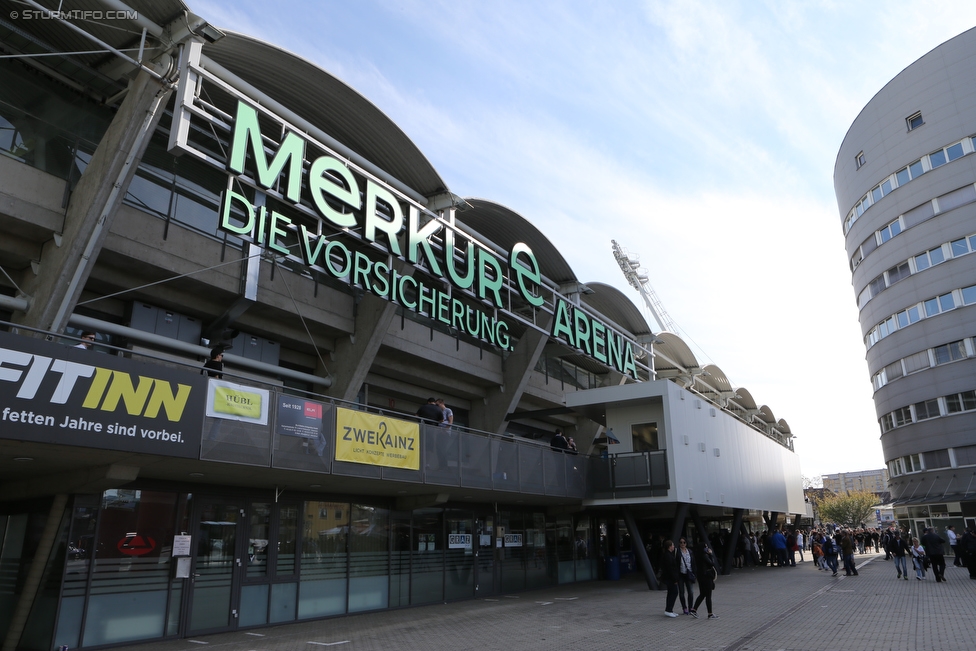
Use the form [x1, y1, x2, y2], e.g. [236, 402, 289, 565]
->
[118, 553, 976, 651]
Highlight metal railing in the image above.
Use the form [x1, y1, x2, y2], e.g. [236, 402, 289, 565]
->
[0, 322, 666, 501]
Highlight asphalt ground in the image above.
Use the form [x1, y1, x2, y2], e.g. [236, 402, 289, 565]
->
[116, 552, 976, 651]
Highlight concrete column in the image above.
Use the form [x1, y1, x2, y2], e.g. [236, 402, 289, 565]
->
[469, 314, 552, 435]
[324, 261, 414, 402]
[670, 502, 690, 544]
[1, 494, 68, 651]
[622, 507, 658, 590]
[722, 508, 745, 575]
[15, 71, 173, 334]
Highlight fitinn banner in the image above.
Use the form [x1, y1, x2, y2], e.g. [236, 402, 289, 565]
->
[334, 407, 420, 470]
[0, 330, 205, 458]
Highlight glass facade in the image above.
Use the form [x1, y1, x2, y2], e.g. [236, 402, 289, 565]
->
[0, 490, 608, 650]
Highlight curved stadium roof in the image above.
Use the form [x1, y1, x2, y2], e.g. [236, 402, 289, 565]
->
[204, 32, 449, 200]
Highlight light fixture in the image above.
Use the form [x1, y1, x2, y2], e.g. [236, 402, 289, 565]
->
[309, 484, 321, 488]
[192, 23, 225, 43]
[13, 457, 34, 462]
[189, 472, 204, 477]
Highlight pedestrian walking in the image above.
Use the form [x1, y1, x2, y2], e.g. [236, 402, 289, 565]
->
[690, 541, 720, 619]
[660, 540, 680, 617]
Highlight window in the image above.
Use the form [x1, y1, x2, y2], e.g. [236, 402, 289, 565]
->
[868, 275, 886, 297]
[880, 413, 894, 433]
[930, 148, 947, 168]
[906, 112, 924, 131]
[856, 151, 866, 169]
[956, 444, 976, 466]
[631, 422, 659, 452]
[879, 218, 902, 243]
[939, 292, 955, 312]
[886, 261, 910, 285]
[909, 159, 924, 178]
[905, 453, 922, 472]
[924, 449, 951, 469]
[946, 390, 976, 414]
[947, 142, 965, 161]
[902, 350, 930, 374]
[885, 360, 904, 382]
[962, 284, 976, 305]
[913, 399, 940, 420]
[892, 407, 912, 427]
[896, 167, 911, 186]
[872, 369, 886, 391]
[951, 238, 970, 257]
[934, 340, 966, 365]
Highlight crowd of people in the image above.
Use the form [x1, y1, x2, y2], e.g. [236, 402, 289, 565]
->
[654, 522, 976, 618]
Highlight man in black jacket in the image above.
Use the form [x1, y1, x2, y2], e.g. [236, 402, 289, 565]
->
[960, 528, 976, 579]
[921, 527, 947, 582]
[660, 540, 680, 617]
[416, 397, 443, 425]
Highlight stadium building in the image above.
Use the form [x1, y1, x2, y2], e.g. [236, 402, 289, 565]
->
[0, 2, 803, 648]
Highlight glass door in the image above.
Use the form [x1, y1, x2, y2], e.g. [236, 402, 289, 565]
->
[187, 499, 244, 633]
[475, 515, 496, 595]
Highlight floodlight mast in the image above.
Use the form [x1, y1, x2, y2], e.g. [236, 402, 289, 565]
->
[611, 239, 677, 333]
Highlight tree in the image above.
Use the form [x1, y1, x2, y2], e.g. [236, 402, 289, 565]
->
[814, 490, 877, 528]
[802, 475, 823, 489]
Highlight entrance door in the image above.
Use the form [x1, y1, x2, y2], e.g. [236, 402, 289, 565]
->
[187, 498, 244, 633]
[475, 515, 496, 595]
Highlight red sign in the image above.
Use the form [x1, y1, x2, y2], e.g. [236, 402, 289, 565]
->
[117, 534, 156, 556]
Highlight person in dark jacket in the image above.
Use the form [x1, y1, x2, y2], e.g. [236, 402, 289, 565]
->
[890, 531, 909, 580]
[202, 346, 225, 378]
[416, 397, 443, 425]
[920, 527, 947, 582]
[690, 541, 720, 619]
[660, 540, 680, 617]
[840, 531, 858, 576]
[960, 528, 976, 578]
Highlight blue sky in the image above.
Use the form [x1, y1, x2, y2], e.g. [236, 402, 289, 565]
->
[196, 0, 976, 478]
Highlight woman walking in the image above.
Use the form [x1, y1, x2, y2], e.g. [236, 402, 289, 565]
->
[690, 541, 720, 619]
[910, 537, 927, 580]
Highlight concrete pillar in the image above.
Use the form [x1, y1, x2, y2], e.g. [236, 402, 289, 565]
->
[324, 261, 414, 402]
[469, 313, 552, 435]
[15, 71, 173, 334]
[622, 507, 658, 590]
[1, 494, 68, 651]
[670, 502, 690, 544]
[722, 508, 745, 575]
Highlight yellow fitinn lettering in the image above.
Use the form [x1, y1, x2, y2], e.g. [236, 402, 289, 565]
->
[82, 369, 192, 422]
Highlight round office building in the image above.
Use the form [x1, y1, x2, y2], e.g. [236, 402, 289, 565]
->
[834, 27, 976, 532]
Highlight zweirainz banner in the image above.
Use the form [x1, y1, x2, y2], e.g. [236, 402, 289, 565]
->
[334, 407, 420, 470]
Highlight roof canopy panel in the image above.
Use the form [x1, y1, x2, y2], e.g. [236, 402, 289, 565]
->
[580, 282, 652, 338]
[204, 32, 448, 199]
[653, 332, 700, 373]
[732, 387, 758, 411]
[701, 364, 733, 394]
[758, 405, 776, 424]
[458, 198, 577, 285]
